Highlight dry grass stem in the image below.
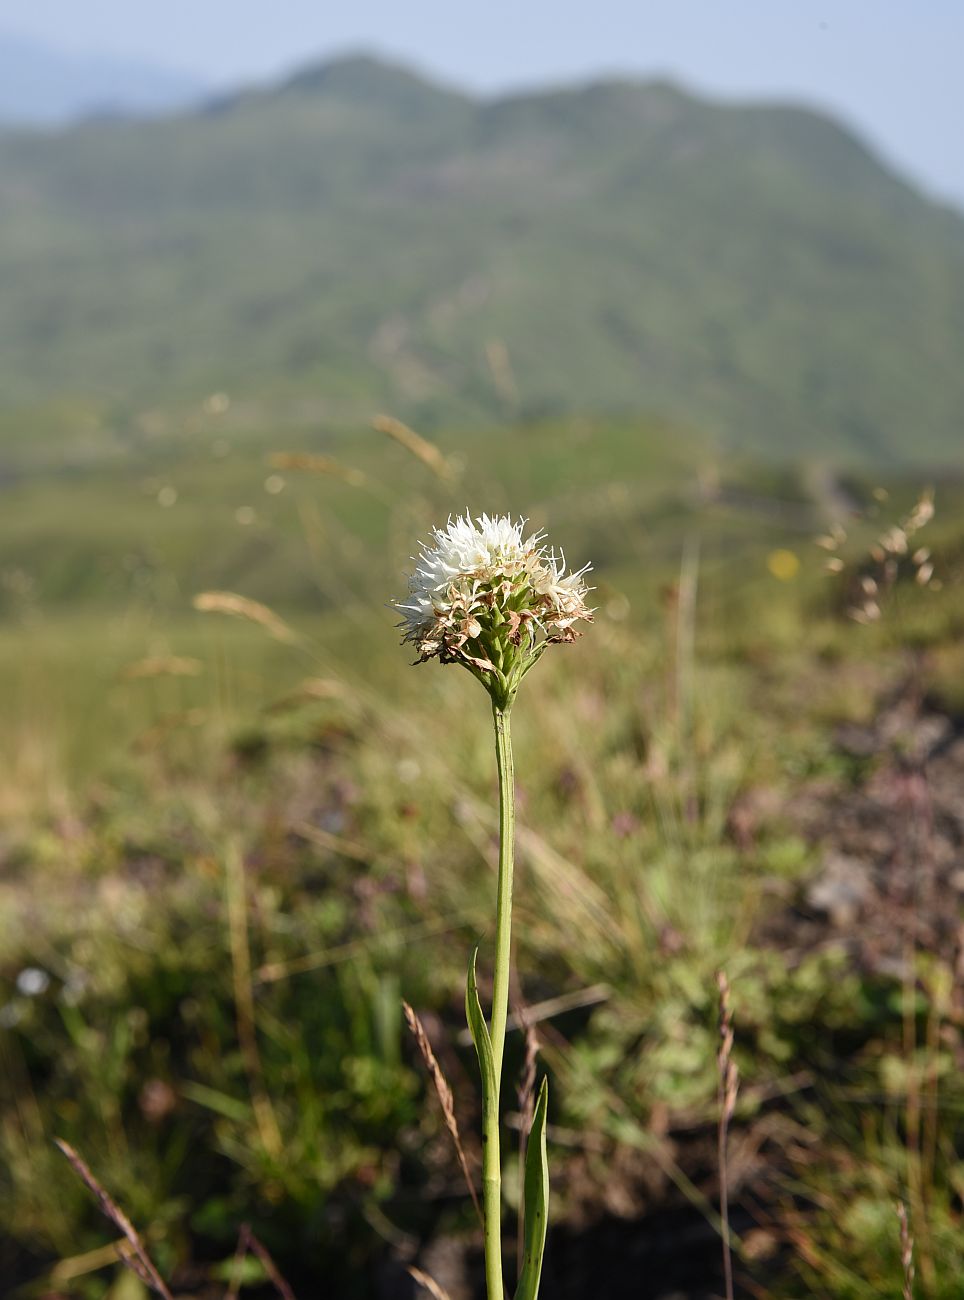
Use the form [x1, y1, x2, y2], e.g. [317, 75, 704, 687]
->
[256, 915, 471, 984]
[269, 450, 368, 487]
[266, 677, 348, 713]
[455, 983, 610, 1046]
[402, 1000, 482, 1223]
[53, 1139, 174, 1300]
[292, 818, 386, 866]
[897, 1201, 915, 1300]
[716, 970, 739, 1300]
[246, 1228, 298, 1300]
[485, 338, 519, 407]
[512, 984, 611, 1032]
[193, 591, 300, 644]
[223, 1222, 255, 1300]
[517, 1015, 539, 1145]
[407, 1265, 455, 1300]
[372, 414, 454, 480]
[122, 655, 204, 679]
[516, 1006, 540, 1273]
[225, 842, 283, 1157]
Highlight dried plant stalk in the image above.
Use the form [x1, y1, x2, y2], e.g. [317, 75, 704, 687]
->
[716, 970, 739, 1300]
[122, 655, 204, 679]
[408, 1265, 455, 1300]
[373, 414, 454, 480]
[517, 1016, 539, 1144]
[897, 1201, 916, 1300]
[223, 1223, 297, 1300]
[516, 1008, 540, 1273]
[246, 1228, 298, 1300]
[224, 1223, 251, 1300]
[269, 451, 367, 487]
[193, 591, 299, 644]
[403, 1001, 482, 1223]
[54, 1139, 174, 1300]
[266, 677, 347, 713]
[485, 338, 519, 407]
[225, 841, 283, 1157]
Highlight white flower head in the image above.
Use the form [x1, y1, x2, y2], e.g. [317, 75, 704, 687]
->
[394, 512, 592, 708]
[16, 967, 50, 997]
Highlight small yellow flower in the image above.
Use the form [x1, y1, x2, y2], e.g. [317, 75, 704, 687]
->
[767, 549, 800, 581]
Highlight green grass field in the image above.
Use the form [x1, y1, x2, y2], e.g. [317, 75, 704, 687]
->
[2, 400, 963, 1298]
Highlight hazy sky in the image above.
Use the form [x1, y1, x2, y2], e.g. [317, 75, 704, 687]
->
[5, 1, 963, 205]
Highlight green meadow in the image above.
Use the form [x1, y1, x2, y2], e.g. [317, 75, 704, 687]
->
[2, 391, 964, 1298]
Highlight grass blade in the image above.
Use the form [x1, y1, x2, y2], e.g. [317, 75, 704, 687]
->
[514, 1076, 549, 1300]
[465, 947, 496, 1100]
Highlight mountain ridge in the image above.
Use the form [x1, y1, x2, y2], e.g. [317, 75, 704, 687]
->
[1, 52, 962, 463]
[0, 29, 205, 124]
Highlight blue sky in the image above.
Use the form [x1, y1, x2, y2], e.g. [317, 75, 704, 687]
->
[5, 1, 963, 204]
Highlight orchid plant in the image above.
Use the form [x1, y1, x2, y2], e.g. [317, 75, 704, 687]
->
[396, 513, 592, 1300]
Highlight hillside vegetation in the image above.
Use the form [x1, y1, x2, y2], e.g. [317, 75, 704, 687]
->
[3, 410, 964, 1297]
[1, 55, 963, 461]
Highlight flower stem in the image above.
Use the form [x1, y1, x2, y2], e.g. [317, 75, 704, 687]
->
[482, 701, 516, 1300]
[491, 703, 515, 1078]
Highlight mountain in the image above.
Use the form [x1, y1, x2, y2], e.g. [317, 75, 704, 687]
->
[0, 31, 204, 123]
[1, 52, 963, 462]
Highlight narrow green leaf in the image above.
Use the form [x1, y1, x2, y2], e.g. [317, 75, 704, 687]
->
[179, 1080, 252, 1123]
[514, 1076, 550, 1300]
[465, 947, 497, 1102]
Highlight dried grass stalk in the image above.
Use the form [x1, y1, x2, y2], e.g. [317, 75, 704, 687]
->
[122, 655, 203, 680]
[193, 591, 299, 644]
[407, 1265, 454, 1300]
[224, 1222, 251, 1300]
[402, 1001, 482, 1223]
[372, 414, 453, 480]
[269, 451, 367, 487]
[54, 1139, 174, 1300]
[516, 1006, 540, 1273]
[897, 1201, 916, 1300]
[517, 1016, 539, 1144]
[246, 1228, 298, 1300]
[224, 1223, 296, 1300]
[485, 338, 519, 407]
[266, 677, 348, 714]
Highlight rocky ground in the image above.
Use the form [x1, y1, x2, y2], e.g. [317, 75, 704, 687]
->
[765, 688, 964, 977]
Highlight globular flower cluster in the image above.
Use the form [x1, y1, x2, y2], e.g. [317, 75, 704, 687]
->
[395, 513, 592, 709]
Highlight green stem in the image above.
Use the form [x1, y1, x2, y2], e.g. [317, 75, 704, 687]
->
[482, 701, 516, 1300]
[491, 703, 515, 1078]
